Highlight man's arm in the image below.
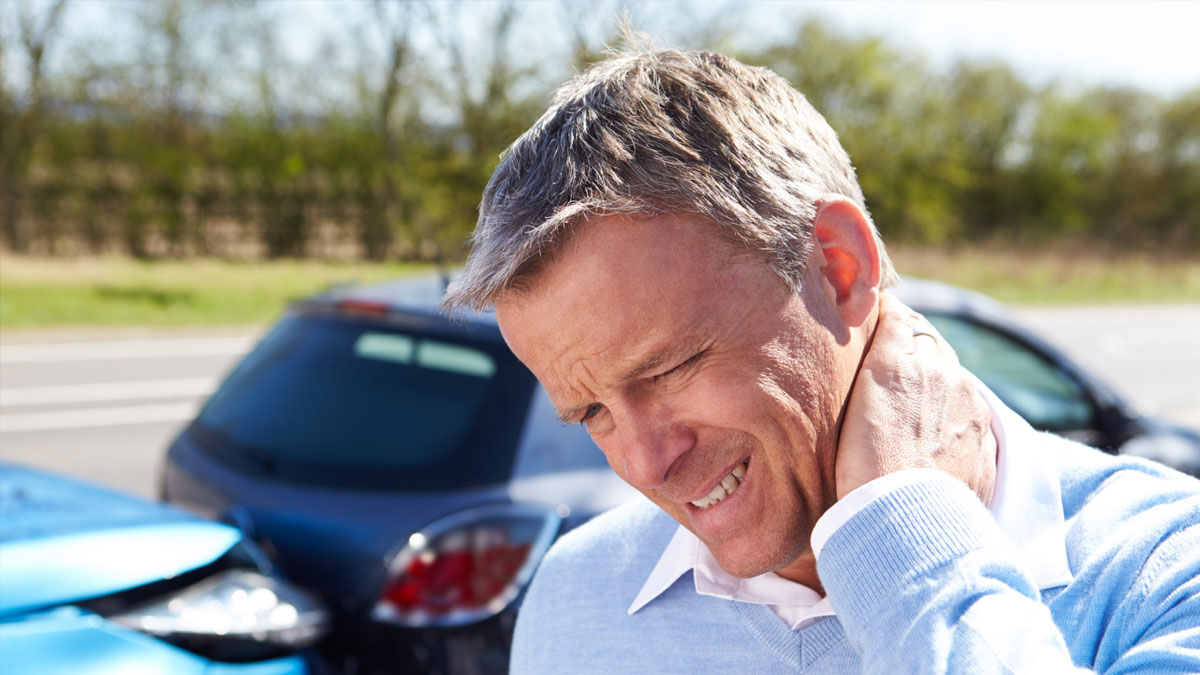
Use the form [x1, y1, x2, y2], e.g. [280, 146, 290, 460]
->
[820, 471, 1084, 673]
[819, 467, 1200, 673]
[825, 294, 1200, 673]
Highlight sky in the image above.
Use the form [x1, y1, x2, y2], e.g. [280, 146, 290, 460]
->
[5, 0, 1199, 99]
[763, 0, 1200, 95]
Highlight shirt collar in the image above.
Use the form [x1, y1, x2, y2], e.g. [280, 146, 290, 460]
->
[628, 382, 1074, 620]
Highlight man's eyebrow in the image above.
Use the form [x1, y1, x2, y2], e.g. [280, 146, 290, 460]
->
[552, 345, 691, 425]
[618, 348, 676, 383]
[555, 407, 580, 426]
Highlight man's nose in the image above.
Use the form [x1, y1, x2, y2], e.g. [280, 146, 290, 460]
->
[614, 402, 696, 490]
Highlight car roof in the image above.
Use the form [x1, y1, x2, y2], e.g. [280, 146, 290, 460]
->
[892, 277, 1015, 323]
[301, 274, 498, 326]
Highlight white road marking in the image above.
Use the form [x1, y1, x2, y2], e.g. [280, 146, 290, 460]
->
[0, 337, 254, 364]
[0, 378, 217, 408]
[0, 402, 201, 434]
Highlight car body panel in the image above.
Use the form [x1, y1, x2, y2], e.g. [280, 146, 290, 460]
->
[1, 462, 195, 542]
[0, 523, 240, 617]
[0, 465, 241, 616]
[1118, 421, 1200, 476]
[0, 463, 319, 673]
[164, 433, 515, 607]
[0, 606, 306, 675]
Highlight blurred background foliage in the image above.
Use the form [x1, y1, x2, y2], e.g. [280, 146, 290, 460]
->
[1, 0, 1197, 266]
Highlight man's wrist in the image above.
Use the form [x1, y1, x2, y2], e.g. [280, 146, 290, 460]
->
[811, 469, 949, 560]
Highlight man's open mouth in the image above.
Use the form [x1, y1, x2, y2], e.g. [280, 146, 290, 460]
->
[690, 460, 748, 509]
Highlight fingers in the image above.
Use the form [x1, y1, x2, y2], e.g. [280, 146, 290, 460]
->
[910, 318, 958, 366]
[875, 293, 958, 363]
[836, 292, 995, 502]
[874, 293, 923, 354]
[912, 325, 938, 342]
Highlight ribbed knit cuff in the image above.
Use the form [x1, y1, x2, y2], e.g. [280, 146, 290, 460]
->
[811, 469, 946, 560]
[816, 473, 1004, 630]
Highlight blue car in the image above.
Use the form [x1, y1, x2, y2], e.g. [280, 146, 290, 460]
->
[161, 275, 1199, 674]
[0, 463, 328, 674]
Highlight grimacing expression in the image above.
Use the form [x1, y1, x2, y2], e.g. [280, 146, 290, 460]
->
[494, 213, 864, 582]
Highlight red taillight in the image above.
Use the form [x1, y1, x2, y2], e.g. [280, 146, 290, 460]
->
[336, 299, 390, 315]
[372, 504, 561, 627]
[381, 541, 532, 613]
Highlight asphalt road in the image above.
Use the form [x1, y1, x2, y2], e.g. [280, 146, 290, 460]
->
[1, 304, 1197, 499]
[1013, 304, 1200, 431]
[0, 328, 260, 498]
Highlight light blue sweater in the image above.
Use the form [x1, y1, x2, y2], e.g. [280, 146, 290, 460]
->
[511, 433, 1200, 673]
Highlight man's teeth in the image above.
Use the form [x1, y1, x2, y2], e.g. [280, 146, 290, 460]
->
[691, 462, 748, 509]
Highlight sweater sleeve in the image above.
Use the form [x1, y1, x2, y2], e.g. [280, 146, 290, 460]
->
[815, 472, 1200, 674]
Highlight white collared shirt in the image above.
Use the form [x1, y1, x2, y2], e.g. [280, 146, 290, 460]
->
[627, 383, 1075, 630]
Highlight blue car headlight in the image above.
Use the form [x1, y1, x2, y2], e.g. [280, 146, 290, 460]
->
[107, 568, 327, 662]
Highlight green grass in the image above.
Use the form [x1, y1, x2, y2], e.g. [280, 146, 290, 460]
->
[1, 249, 1197, 330]
[0, 257, 434, 329]
[889, 246, 1200, 305]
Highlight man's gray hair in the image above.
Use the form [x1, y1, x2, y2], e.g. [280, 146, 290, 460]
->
[443, 47, 897, 312]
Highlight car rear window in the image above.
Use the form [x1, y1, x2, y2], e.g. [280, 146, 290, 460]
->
[192, 312, 537, 491]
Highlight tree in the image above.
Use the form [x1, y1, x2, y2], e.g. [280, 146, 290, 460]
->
[1, 0, 68, 252]
[358, 0, 416, 260]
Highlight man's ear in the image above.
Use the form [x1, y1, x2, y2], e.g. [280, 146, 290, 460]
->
[812, 197, 881, 327]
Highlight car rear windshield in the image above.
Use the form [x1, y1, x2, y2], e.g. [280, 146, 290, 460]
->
[192, 312, 537, 491]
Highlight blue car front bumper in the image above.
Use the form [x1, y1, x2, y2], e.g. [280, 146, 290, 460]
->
[1, 605, 308, 674]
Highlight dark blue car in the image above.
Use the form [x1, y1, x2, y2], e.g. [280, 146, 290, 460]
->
[162, 276, 636, 673]
[161, 275, 1199, 674]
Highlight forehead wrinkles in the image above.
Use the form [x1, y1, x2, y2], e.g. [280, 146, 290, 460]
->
[546, 340, 617, 402]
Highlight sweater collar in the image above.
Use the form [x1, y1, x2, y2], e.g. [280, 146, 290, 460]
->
[628, 382, 1074, 620]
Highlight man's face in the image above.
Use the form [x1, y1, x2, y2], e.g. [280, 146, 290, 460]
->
[494, 214, 863, 582]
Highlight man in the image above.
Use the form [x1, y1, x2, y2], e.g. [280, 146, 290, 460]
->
[442, 48, 1200, 672]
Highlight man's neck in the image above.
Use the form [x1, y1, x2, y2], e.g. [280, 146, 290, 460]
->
[773, 551, 824, 595]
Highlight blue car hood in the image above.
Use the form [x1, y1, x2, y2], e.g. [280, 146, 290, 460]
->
[0, 465, 241, 616]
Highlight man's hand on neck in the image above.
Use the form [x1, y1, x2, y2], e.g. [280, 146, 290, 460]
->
[833, 293, 998, 505]
[737, 294, 999, 595]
